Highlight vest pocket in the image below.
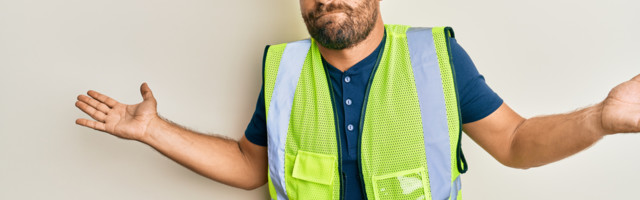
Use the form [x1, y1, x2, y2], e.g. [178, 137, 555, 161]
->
[372, 167, 429, 200]
[286, 150, 336, 200]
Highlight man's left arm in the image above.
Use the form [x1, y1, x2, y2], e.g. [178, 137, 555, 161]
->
[464, 74, 640, 169]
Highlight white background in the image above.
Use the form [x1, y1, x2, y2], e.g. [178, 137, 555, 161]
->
[1, 0, 638, 199]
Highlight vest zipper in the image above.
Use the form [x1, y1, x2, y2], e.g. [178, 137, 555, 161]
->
[357, 36, 385, 200]
[324, 63, 346, 200]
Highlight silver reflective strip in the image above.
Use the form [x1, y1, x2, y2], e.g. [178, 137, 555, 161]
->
[267, 39, 312, 200]
[407, 27, 452, 200]
[450, 176, 462, 200]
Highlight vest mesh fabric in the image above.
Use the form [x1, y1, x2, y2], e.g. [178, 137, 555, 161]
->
[265, 43, 287, 119]
[284, 41, 341, 200]
[265, 43, 287, 200]
[361, 24, 432, 200]
[432, 27, 463, 199]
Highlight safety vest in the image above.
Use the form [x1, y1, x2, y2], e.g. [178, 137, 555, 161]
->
[264, 24, 467, 200]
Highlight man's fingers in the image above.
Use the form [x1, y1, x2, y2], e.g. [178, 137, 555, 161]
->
[87, 90, 119, 108]
[632, 74, 640, 82]
[77, 95, 110, 113]
[75, 118, 106, 132]
[140, 82, 155, 101]
[75, 100, 107, 122]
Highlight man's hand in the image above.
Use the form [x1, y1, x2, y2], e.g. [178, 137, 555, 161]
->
[602, 74, 640, 134]
[75, 82, 159, 141]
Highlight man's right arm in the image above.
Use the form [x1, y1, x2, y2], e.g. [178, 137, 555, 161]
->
[142, 118, 267, 190]
[75, 83, 267, 190]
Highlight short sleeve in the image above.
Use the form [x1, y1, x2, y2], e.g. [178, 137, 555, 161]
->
[450, 38, 504, 124]
[244, 46, 270, 146]
[244, 87, 268, 146]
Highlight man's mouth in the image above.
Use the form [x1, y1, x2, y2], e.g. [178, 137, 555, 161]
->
[316, 11, 347, 22]
[316, 9, 347, 18]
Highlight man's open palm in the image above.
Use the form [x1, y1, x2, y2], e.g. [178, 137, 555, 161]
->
[75, 83, 158, 140]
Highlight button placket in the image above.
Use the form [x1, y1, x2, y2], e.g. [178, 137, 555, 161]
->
[344, 74, 355, 133]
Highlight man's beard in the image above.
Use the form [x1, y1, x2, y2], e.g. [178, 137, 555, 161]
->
[302, 0, 378, 50]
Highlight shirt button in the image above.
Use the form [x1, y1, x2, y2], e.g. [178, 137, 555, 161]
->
[344, 76, 351, 83]
[347, 124, 354, 131]
[345, 99, 352, 106]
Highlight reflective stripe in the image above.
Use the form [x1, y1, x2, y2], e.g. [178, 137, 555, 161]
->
[407, 27, 452, 200]
[450, 176, 462, 200]
[267, 39, 312, 200]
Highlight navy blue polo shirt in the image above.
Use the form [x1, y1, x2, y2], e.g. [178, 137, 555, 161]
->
[245, 33, 503, 199]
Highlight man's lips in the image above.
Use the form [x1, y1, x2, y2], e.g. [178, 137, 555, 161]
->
[316, 10, 347, 18]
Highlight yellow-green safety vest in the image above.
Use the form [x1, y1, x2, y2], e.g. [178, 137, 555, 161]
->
[264, 24, 467, 200]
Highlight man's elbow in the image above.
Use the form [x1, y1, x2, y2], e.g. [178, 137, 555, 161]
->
[501, 160, 534, 170]
[239, 181, 267, 191]
[497, 155, 542, 170]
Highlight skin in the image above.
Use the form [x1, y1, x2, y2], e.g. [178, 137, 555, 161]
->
[75, 0, 640, 190]
[301, 0, 385, 71]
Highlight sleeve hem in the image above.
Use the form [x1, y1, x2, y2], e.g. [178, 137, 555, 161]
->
[462, 98, 504, 124]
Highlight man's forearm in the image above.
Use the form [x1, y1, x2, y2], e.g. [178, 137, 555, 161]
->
[507, 103, 607, 169]
[139, 116, 262, 189]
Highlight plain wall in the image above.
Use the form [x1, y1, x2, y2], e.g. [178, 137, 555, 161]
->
[1, 0, 638, 199]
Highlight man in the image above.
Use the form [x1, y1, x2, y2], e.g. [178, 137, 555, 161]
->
[74, 0, 640, 199]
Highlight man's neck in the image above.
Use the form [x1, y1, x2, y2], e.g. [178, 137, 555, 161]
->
[317, 16, 385, 72]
